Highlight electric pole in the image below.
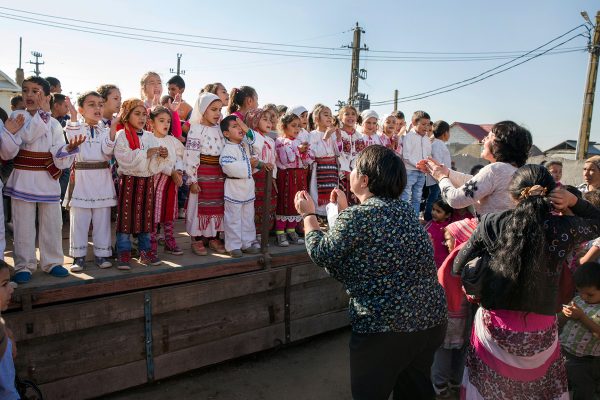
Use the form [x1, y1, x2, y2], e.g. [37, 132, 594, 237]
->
[15, 37, 24, 85]
[169, 53, 185, 76]
[28, 51, 44, 77]
[576, 10, 600, 160]
[345, 23, 368, 107]
[393, 89, 399, 112]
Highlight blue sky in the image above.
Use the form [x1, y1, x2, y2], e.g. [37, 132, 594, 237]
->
[0, 0, 598, 150]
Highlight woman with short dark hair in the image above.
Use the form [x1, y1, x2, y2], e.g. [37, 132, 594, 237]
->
[421, 120, 532, 217]
[295, 145, 447, 400]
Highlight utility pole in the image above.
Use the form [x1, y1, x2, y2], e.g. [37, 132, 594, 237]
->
[169, 53, 185, 76]
[345, 23, 368, 107]
[576, 10, 600, 160]
[28, 51, 44, 77]
[15, 37, 24, 85]
[393, 89, 399, 112]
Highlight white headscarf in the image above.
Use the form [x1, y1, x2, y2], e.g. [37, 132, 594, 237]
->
[290, 105, 308, 117]
[360, 109, 379, 124]
[189, 92, 221, 125]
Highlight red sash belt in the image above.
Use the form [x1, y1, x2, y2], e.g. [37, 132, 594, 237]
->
[13, 149, 61, 180]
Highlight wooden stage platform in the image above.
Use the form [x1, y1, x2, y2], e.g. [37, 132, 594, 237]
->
[3, 220, 349, 400]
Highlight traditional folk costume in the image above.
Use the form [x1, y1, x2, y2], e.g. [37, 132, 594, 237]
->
[151, 134, 185, 255]
[378, 132, 402, 155]
[63, 122, 117, 269]
[3, 110, 78, 281]
[337, 128, 365, 206]
[184, 93, 226, 254]
[220, 131, 264, 252]
[245, 109, 278, 235]
[308, 129, 339, 216]
[114, 116, 166, 266]
[275, 135, 314, 237]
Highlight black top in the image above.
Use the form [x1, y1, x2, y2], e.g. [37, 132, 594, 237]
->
[453, 198, 600, 315]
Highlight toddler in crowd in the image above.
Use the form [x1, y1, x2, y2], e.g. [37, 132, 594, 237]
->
[425, 199, 453, 269]
[0, 261, 17, 399]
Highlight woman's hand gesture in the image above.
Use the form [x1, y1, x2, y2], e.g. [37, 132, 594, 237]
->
[330, 188, 348, 212]
[294, 190, 315, 215]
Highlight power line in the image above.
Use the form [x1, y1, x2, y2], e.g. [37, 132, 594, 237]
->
[370, 25, 587, 105]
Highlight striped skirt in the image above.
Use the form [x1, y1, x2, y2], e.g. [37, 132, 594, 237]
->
[186, 155, 224, 237]
[461, 308, 568, 399]
[314, 157, 339, 206]
[254, 169, 277, 232]
[116, 175, 154, 234]
[154, 173, 178, 224]
[276, 168, 307, 217]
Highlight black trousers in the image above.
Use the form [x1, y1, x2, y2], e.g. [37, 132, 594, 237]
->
[350, 323, 446, 400]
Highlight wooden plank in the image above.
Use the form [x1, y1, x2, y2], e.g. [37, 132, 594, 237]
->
[289, 278, 349, 319]
[153, 288, 284, 356]
[289, 309, 350, 341]
[153, 324, 285, 380]
[4, 292, 145, 341]
[38, 359, 147, 400]
[15, 318, 145, 384]
[151, 268, 286, 314]
[288, 262, 332, 285]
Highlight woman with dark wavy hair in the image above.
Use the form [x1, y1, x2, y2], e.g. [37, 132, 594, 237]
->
[420, 120, 532, 217]
[453, 164, 600, 398]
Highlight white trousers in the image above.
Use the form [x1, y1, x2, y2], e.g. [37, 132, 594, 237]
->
[12, 199, 63, 273]
[224, 200, 255, 252]
[69, 207, 112, 257]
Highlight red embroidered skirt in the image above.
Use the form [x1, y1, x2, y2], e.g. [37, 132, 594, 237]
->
[276, 168, 307, 217]
[314, 156, 339, 206]
[254, 169, 277, 231]
[154, 173, 178, 224]
[116, 175, 154, 234]
[196, 155, 225, 230]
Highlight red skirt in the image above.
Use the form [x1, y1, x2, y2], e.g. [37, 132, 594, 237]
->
[254, 169, 277, 231]
[196, 155, 225, 230]
[276, 168, 307, 216]
[116, 175, 154, 234]
[154, 173, 178, 224]
[315, 156, 339, 206]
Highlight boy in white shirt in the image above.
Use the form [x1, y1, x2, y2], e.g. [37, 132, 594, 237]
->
[424, 120, 452, 221]
[401, 111, 432, 216]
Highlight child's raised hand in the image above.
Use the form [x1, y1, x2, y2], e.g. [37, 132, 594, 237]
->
[146, 147, 160, 159]
[235, 117, 249, 134]
[66, 134, 86, 151]
[152, 94, 160, 108]
[65, 96, 78, 120]
[562, 302, 583, 320]
[250, 157, 259, 168]
[323, 127, 336, 141]
[298, 143, 309, 153]
[168, 94, 182, 112]
[263, 162, 274, 172]
[158, 146, 169, 158]
[190, 182, 201, 194]
[3, 114, 25, 134]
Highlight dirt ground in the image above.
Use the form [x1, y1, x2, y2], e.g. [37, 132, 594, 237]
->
[102, 328, 352, 400]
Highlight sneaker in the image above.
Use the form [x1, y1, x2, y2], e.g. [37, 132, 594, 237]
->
[229, 249, 243, 258]
[49, 265, 69, 278]
[178, 208, 186, 219]
[165, 244, 184, 255]
[139, 250, 162, 266]
[434, 384, 452, 399]
[95, 257, 112, 269]
[191, 240, 208, 256]
[276, 233, 289, 247]
[242, 246, 260, 254]
[256, 234, 262, 243]
[208, 239, 226, 254]
[117, 251, 132, 271]
[70, 257, 86, 272]
[287, 231, 304, 245]
[13, 271, 31, 284]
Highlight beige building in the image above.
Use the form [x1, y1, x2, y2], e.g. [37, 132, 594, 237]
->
[0, 69, 21, 114]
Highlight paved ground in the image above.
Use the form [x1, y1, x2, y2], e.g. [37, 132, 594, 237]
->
[103, 328, 352, 400]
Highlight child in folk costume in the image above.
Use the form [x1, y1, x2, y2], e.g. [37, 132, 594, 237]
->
[139, 72, 183, 140]
[275, 112, 314, 247]
[359, 109, 383, 147]
[114, 99, 168, 270]
[378, 113, 402, 155]
[336, 105, 365, 206]
[63, 91, 117, 272]
[227, 86, 258, 120]
[308, 104, 339, 216]
[184, 93, 227, 256]
[245, 108, 277, 240]
[289, 105, 311, 144]
[148, 106, 185, 256]
[219, 115, 264, 257]
[3, 76, 85, 283]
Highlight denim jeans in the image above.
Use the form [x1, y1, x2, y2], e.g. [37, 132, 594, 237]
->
[401, 170, 426, 216]
[431, 346, 466, 392]
[116, 232, 150, 253]
[424, 184, 441, 221]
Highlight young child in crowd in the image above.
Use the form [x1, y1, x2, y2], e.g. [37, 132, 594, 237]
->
[401, 110, 432, 216]
[393, 110, 407, 136]
[360, 109, 382, 146]
[9, 95, 24, 111]
[149, 106, 185, 256]
[545, 160, 563, 187]
[275, 112, 313, 246]
[561, 261, 600, 400]
[290, 105, 311, 144]
[434, 217, 478, 399]
[578, 190, 600, 265]
[45, 76, 61, 94]
[139, 72, 183, 140]
[425, 120, 452, 221]
[97, 84, 122, 129]
[185, 93, 227, 256]
[0, 261, 17, 399]
[49, 93, 70, 127]
[308, 104, 339, 217]
[228, 86, 258, 120]
[3, 76, 84, 283]
[245, 108, 277, 241]
[426, 199, 453, 269]
[64, 91, 117, 272]
[167, 75, 193, 123]
[114, 98, 167, 269]
[336, 105, 365, 206]
[219, 115, 264, 257]
[378, 113, 401, 154]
